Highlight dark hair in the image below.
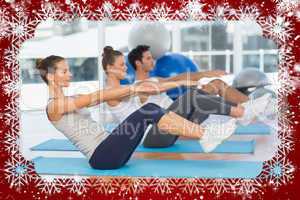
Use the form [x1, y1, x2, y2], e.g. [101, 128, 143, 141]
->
[128, 45, 150, 70]
[101, 46, 123, 72]
[35, 55, 65, 84]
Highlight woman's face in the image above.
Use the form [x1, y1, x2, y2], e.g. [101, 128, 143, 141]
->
[107, 55, 127, 80]
[49, 59, 73, 87]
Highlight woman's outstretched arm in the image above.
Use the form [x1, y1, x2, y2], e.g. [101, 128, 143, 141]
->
[135, 80, 198, 94]
[49, 86, 135, 115]
[49, 84, 163, 115]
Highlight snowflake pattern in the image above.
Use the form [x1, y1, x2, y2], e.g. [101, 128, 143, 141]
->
[118, 177, 148, 195]
[88, 177, 119, 195]
[0, 67, 11, 84]
[4, 93, 20, 126]
[3, 76, 20, 96]
[260, 154, 295, 189]
[260, 15, 294, 44]
[233, 179, 263, 198]
[235, 5, 261, 21]
[277, 68, 296, 95]
[114, 0, 126, 7]
[118, 3, 148, 20]
[206, 179, 233, 196]
[182, 0, 207, 20]
[4, 154, 36, 192]
[7, 9, 38, 43]
[35, 177, 64, 195]
[274, 0, 300, 13]
[4, 132, 20, 155]
[278, 100, 291, 121]
[177, 178, 206, 194]
[102, 1, 115, 19]
[0, 1, 298, 199]
[0, 7, 10, 39]
[207, 3, 233, 22]
[278, 45, 295, 69]
[149, 178, 177, 194]
[69, 2, 94, 19]
[149, 3, 175, 21]
[277, 123, 295, 155]
[64, 176, 89, 195]
[35, 2, 70, 21]
[4, 41, 20, 70]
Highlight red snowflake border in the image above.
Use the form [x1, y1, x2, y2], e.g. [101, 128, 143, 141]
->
[0, 0, 300, 199]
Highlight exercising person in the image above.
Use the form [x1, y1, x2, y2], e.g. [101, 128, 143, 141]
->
[103, 46, 272, 149]
[37, 54, 240, 170]
[128, 45, 254, 148]
[128, 45, 272, 148]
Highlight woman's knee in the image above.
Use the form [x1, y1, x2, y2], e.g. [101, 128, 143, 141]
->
[140, 103, 166, 123]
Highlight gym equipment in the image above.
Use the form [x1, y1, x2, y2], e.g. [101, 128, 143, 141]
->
[232, 68, 271, 95]
[153, 53, 199, 100]
[128, 22, 171, 59]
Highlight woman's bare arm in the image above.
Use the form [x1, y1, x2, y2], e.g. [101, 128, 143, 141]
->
[136, 80, 198, 94]
[49, 86, 135, 116]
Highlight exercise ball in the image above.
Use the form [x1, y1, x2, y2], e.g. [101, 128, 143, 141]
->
[153, 53, 199, 100]
[128, 22, 171, 59]
[120, 56, 135, 85]
[232, 68, 271, 95]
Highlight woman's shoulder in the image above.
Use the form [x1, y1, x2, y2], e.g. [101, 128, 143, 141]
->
[46, 101, 62, 122]
[46, 96, 70, 121]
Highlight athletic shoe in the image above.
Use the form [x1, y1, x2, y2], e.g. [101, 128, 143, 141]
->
[199, 118, 237, 153]
[237, 93, 272, 126]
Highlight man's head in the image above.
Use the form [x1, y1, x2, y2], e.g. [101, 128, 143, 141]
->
[128, 45, 155, 72]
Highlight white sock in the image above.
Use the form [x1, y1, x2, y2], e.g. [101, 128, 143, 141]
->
[199, 118, 237, 153]
[237, 93, 272, 126]
[257, 97, 278, 124]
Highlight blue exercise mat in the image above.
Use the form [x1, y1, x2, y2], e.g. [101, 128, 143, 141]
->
[234, 123, 271, 135]
[31, 139, 255, 153]
[104, 123, 271, 135]
[33, 157, 263, 178]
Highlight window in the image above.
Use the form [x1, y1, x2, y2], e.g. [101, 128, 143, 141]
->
[211, 23, 233, 50]
[212, 55, 226, 71]
[20, 57, 98, 84]
[264, 54, 278, 73]
[193, 55, 209, 71]
[178, 21, 278, 73]
[243, 35, 278, 50]
[181, 24, 210, 51]
[243, 55, 260, 69]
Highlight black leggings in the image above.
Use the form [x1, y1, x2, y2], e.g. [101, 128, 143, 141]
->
[89, 103, 167, 169]
[142, 88, 237, 147]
